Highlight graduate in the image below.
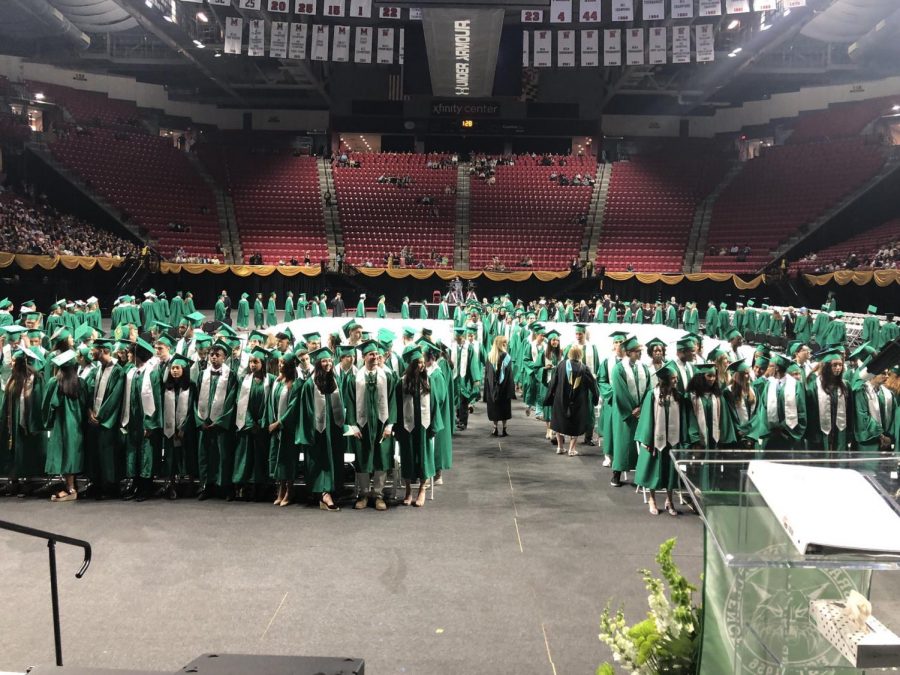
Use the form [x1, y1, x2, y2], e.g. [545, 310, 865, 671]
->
[683, 302, 700, 334]
[195, 340, 237, 500]
[419, 300, 429, 320]
[717, 303, 732, 339]
[0, 298, 13, 328]
[451, 327, 479, 431]
[141, 291, 157, 332]
[284, 291, 296, 322]
[421, 339, 453, 484]
[665, 300, 678, 329]
[182, 291, 196, 316]
[805, 348, 850, 453]
[121, 338, 161, 502]
[43, 350, 88, 501]
[85, 339, 126, 498]
[159, 353, 196, 499]
[634, 361, 685, 516]
[168, 291, 185, 328]
[610, 336, 650, 486]
[356, 294, 367, 318]
[267, 351, 299, 507]
[686, 365, 736, 492]
[810, 306, 831, 348]
[522, 324, 547, 417]
[265, 292, 278, 327]
[706, 347, 731, 388]
[851, 368, 895, 452]
[400, 296, 410, 320]
[253, 293, 265, 329]
[376, 295, 387, 318]
[345, 341, 395, 511]
[214, 293, 226, 322]
[236, 293, 250, 329]
[232, 347, 272, 501]
[723, 360, 757, 447]
[747, 354, 807, 450]
[544, 344, 599, 456]
[538, 330, 563, 443]
[597, 331, 628, 466]
[301, 294, 311, 319]
[652, 302, 664, 325]
[483, 335, 515, 437]
[319, 295, 328, 318]
[823, 310, 847, 347]
[0, 349, 48, 495]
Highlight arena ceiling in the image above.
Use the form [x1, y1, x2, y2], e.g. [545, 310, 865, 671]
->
[1, 0, 899, 114]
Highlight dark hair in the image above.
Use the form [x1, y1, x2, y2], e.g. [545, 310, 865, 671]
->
[280, 359, 297, 382]
[657, 374, 677, 402]
[544, 342, 562, 362]
[403, 360, 430, 396]
[56, 364, 81, 399]
[165, 367, 192, 391]
[313, 360, 337, 395]
[688, 371, 721, 397]
[820, 361, 848, 399]
[5, 358, 37, 399]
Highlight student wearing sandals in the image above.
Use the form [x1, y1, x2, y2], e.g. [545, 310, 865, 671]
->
[232, 348, 272, 502]
[43, 350, 87, 502]
[483, 335, 515, 438]
[121, 338, 161, 501]
[268, 351, 299, 507]
[1, 349, 48, 496]
[161, 354, 197, 499]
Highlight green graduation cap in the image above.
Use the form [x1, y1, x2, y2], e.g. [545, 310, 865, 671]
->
[706, 347, 727, 361]
[817, 347, 844, 364]
[50, 327, 71, 344]
[249, 346, 270, 361]
[293, 342, 309, 356]
[336, 345, 357, 358]
[280, 350, 297, 365]
[754, 344, 771, 357]
[50, 299, 66, 311]
[770, 353, 793, 371]
[309, 347, 334, 362]
[786, 362, 802, 375]
[134, 337, 155, 355]
[209, 339, 231, 354]
[727, 359, 750, 374]
[532, 325, 546, 336]
[676, 338, 695, 351]
[833, 310, 844, 318]
[402, 326, 416, 339]
[249, 329, 269, 343]
[453, 326, 465, 335]
[622, 336, 641, 352]
[465, 325, 478, 335]
[377, 328, 396, 344]
[609, 330, 629, 341]
[303, 332, 322, 344]
[655, 360, 678, 380]
[193, 332, 213, 348]
[52, 350, 77, 367]
[545, 329, 561, 342]
[93, 338, 115, 350]
[184, 311, 206, 327]
[151, 320, 173, 333]
[155, 333, 175, 348]
[358, 340, 382, 356]
[725, 329, 742, 341]
[402, 344, 423, 364]
[646, 337, 666, 350]
[693, 363, 717, 373]
[26, 313, 42, 323]
[167, 353, 193, 369]
[574, 323, 589, 334]
[217, 323, 238, 338]
[342, 319, 361, 337]
[753, 356, 770, 369]
[719, 302, 727, 310]
[848, 343, 875, 362]
[241, 293, 249, 299]
[867, 305, 877, 314]
[26, 329, 43, 339]
[421, 328, 433, 338]
[0, 298, 11, 310]
[786, 341, 805, 357]
[746, 300, 755, 308]
[2, 324, 27, 338]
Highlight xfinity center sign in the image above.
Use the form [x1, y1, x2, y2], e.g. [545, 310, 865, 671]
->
[422, 7, 505, 98]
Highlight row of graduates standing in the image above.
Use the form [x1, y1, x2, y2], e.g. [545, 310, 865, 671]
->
[112, 290, 197, 333]
[230, 291, 332, 329]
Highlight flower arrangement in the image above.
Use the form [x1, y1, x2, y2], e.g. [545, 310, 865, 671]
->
[597, 538, 701, 674]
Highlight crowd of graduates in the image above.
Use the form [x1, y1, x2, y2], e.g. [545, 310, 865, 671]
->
[1, 288, 898, 520]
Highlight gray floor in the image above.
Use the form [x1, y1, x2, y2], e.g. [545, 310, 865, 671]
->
[1, 401, 898, 674]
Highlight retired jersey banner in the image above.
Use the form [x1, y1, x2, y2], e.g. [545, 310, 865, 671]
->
[310, 24, 329, 60]
[354, 26, 372, 62]
[580, 29, 599, 66]
[270, 21, 289, 57]
[611, 0, 633, 22]
[785, 0, 806, 7]
[754, 0, 777, 9]
[238, 0, 260, 8]
[671, 0, 693, 19]
[295, 0, 315, 14]
[557, 30, 575, 66]
[349, 0, 371, 17]
[648, 26, 666, 64]
[248, 19, 265, 57]
[268, 0, 289, 12]
[323, 0, 345, 16]
[224, 17, 243, 55]
[399, 28, 404, 64]
[603, 29, 621, 66]
[533, 29, 552, 67]
[672, 25, 690, 63]
[642, 0, 664, 20]
[696, 23, 714, 62]
[725, 0, 750, 13]
[522, 31, 530, 66]
[289, 22, 308, 59]
[699, 0, 722, 16]
[332, 25, 350, 61]
[376, 27, 394, 64]
[207, 0, 231, 6]
[549, 0, 572, 23]
[579, 0, 600, 22]
[626, 28, 644, 65]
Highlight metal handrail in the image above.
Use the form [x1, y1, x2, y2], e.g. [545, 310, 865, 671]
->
[0, 519, 92, 666]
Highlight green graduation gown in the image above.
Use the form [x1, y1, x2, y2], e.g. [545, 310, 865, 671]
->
[811, 312, 831, 346]
[162, 382, 197, 478]
[214, 298, 226, 322]
[253, 299, 265, 328]
[428, 363, 453, 472]
[236, 298, 250, 329]
[705, 305, 718, 336]
[665, 305, 678, 329]
[747, 376, 807, 449]
[345, 367, 396, 474]
[419, 303, 429, 320]
[401, 301, 410, 319]
[265, 298, 278, 326]
[823, 319, 846, 347]
[232, 373, 272, 484]
[611, 359, 650, 471]
[395, 382, 442, 482]
[122, 363, 162, 479]
[851, 381, 894, 451]
[634, 390, 685, 491]
[183, 295, 196, 315]
[295, 377, 347, 494]
[86, 363, 126, 485]
[169, 295, 184, 328]
[0, 373, 48, 477]
[268, 378, 299, 481]
[652, 307, 663, 325]
[284, 296, 296, 322]
[356, 299, 366, 318]
[794, 313, 811, 344]
[141, 299, 156, 332]
[43, 375, 88, 475]
[805, 375, 850, 453]
[195, 365, 237, 487]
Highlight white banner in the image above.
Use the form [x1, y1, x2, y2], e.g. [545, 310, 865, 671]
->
[408, 8, 422, 20]
[785, 0, 806, 7]
[248, 19, 265, 57]
[642, 0, 664, 20]
[558, 30, 575, 67]
[310, 24, 329, 61]
[725, 0, 750, 13]
[268, 0, 290, 12]
[376, 27, 394, 63]
[579, 0, 600, 22]
[549, 0, 572, 23]
[696, 24, 714, 62]
[626, 28, 644, 65]
[699, 0, 722, 16]
[288, 22, 308, 59]
[332, 25, 350, 61]
[349, 0, 371, 17]
[671, 0, 693, 19]
[612, 0, 633, 22]
[208, 0, 231, 6]
[522, 30, 530, 66]
[754, 0, 777, 9]
[238, 0, 261, 8]
[295, 0, 316, 15]
[399, 27, 404, 64]
[672, 25, 690, 63]
[378, 6, 401, 19]
[270, 20, 289, 58]
[603, 29, 621, 66]
[324, 0, 345, 16]
[354, 26, 372, 62]
[648, 26, 666, 64]
[521, 9, 543, 22]
[224, 17, 243, 55]
[580, 29, 599, 66]
[533, 29, 552, 67]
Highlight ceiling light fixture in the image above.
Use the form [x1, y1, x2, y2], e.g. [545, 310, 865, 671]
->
[34, 92, 45, 100]
[727, 19, 740, 30]
[196, 11, 208, 22]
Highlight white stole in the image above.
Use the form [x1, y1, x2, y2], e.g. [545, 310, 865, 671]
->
[120, 367, 137, 426]
[652, 390, 680, 451]
[236, 373, 270, 430]
[313, 383, 345, 432]
[355, 367, 389, 428]
[93, 364, 114, 412]
[163, 388, 191, 438]
[766, 377, 799, 429]
[402, 387, 431, 432]
[866, 383, 894, 429]
[675, 360, 693, 390]
[691, 393, 720, 445]
[198, 363, 230, 422]
[621, 360, 648, 401]
[455, 343, 469, 379]
[816, 378, 846, 436]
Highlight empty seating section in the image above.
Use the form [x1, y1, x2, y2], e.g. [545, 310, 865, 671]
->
[25, 81, 139, 126]
[597, 153, 724, 272]
[702, 139, 885, 272]
[50, 129, 220, 256]
[200, 140, 327, 263]
[793, 218, 900, 272]
[787, 96, 895, 144]
[332, 153, 456, 266]
[0, 112, 30, 143]
[469, 155, 596, 270]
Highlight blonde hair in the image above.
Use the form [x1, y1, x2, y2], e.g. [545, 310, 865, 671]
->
[567, 345, 583, 362]
[488, 335, 509, 367]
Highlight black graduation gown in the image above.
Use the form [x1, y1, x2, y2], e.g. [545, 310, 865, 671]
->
[483, 353, 516, 422]
[544, 360, 599, 437]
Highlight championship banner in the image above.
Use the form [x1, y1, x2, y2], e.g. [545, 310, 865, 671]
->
[603, 29, 621, 66]
[580, 29, 599, 66]
[648, 26, 666, 64]
[421, 8, 505, 95]
[725, 0, 750, 13]
[522, 30, 530, 67]
[310, 24, 329, 61]
[268, 0, 289, 12]
[208, 0, 231, 6]
[270, 20, 289, 58]
[626, 28, 644, 65]
[672, 25, 690, 63]
[376, 27, 394, 64]
[699, 0, 722, 16]
[332, 25, 350, 61]
[549, 0, 572, 23]
[642, 0, 664, 20]
[671, 0, 693, 19]
[785, 0, 806, 7]
[399, 28, 405, 64]
[323, 0, 345, 16]
[557, 30, 575, 67]
[248, 19, 265, 57]
[288, 22, 308, 59]
[409, 8, 422, 20]
[354, 26, 373, 62]
[579, 0, 600, 22]
[696, 23, 714, 62]
[181, 0, 203, 3]
[238, 0, 260, 8]
[224, 17, 243, 55]
[350, 0, 372, 17]
[611, 0, 633, 22]
[754, 0, 776, 9]
[533, 29, 552, 67]
[295, 0, 316, 15]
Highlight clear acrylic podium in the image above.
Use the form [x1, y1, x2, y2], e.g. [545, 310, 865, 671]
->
[672, 450, 900, 674]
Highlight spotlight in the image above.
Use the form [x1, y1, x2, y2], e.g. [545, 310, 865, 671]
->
[214, 50, 222, 57]
[34, 92, 45, 100]
[193, 40, 205, 48]
[164, 14, 174, 22]
[760, 23, 771, 30]
[727, 19, 740, 30]
[145, 0, 152, 6]
[893, 105, 900, 112]
[196, 11, 208, 22]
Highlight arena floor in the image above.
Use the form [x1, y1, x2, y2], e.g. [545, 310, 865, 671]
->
[1, 400, 898, 674]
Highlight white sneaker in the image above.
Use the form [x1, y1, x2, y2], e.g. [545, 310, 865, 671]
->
[602, 456, 611, 468]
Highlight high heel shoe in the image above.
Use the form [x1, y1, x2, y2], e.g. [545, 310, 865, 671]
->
[648, 500, 659, 516]
[491, 427, 498, 436]
[274, 483, 284, 505]
[664, 500, 679, 517]
[279, 488, 292, 507]
[319, 494, 340, 511]
[414, 486, 427, 507]
[501, 428, 508, 437]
